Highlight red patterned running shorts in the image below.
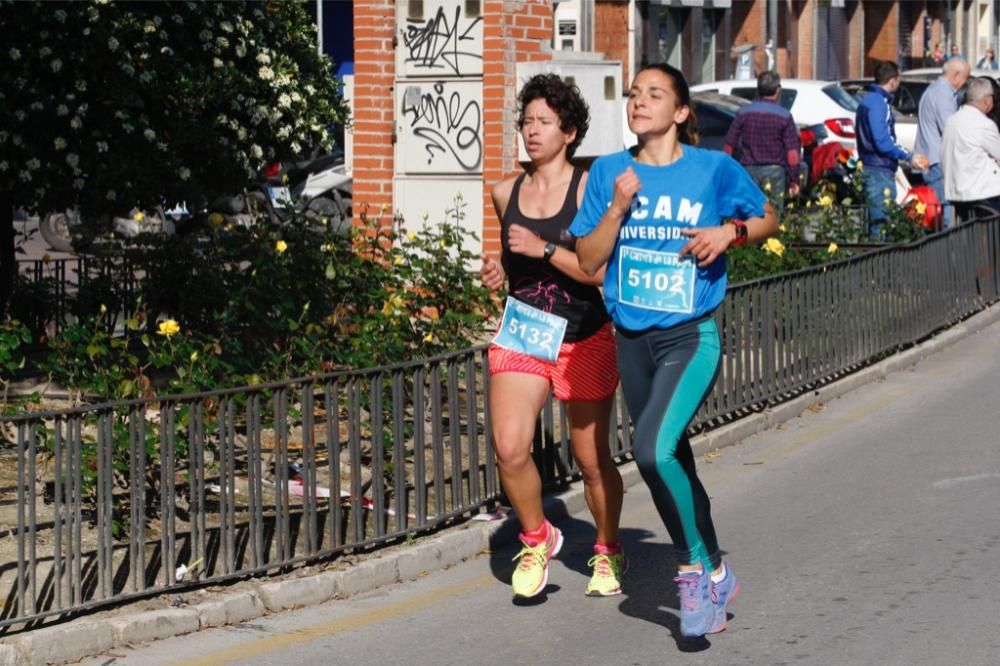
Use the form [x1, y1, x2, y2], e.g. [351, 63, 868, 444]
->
[488, 322, 619, 401]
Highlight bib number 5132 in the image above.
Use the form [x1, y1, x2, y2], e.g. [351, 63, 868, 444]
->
[491, 298, 568, 363]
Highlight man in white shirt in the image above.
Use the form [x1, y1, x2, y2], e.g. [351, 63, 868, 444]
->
[941, 77, 1000, 217]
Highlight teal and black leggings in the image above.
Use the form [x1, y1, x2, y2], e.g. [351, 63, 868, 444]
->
[616, 316, 722, 570]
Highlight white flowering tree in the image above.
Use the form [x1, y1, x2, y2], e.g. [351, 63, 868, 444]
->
[0, 1, 348, 312]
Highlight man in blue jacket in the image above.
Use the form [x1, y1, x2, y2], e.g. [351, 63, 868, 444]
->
[855, 61, 929, 237]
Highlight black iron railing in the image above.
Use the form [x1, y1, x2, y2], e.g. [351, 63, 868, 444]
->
[1, 217, 997, 630]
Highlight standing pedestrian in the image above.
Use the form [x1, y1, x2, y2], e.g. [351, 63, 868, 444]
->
[914, 57, 970, 228]
[941, 77, 1000, 217]
[855, 60, 929, 237]
[570, 63, 779, 638]
[723, 70, 802, 203]
[931, 43, 945, 65]
[976, 48, 998, 70]
[480, 73, 625, 600]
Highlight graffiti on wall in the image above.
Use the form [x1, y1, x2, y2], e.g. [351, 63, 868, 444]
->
[400, 81, 482, 174]
[402, 2, 482, 77]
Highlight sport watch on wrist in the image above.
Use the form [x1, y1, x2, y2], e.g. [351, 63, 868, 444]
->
[731, 221, 748, 246]
[542, 242, 557, 262]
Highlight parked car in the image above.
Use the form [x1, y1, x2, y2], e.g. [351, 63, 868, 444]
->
[901, 66, 1000, 81]
[689, 79, 859, 148]
[622, 91, 754, 151]
[622, 91, 827, 187]
[841, 77, 929, 117]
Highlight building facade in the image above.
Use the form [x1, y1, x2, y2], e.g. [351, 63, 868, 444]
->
[337, 1, 997, 259]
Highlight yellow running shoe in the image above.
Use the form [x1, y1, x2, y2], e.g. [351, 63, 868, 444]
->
[586, 551, 626, 596]
[511, 524, 563, 598]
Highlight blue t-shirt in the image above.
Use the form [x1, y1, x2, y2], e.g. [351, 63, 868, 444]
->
[569, 146, 766, 332]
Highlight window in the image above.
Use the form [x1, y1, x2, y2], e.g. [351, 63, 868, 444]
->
[822, 84, 860, 112]
[692, 104, 731, 136]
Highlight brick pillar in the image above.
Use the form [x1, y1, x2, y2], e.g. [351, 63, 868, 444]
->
[481, 1, 554, 258]
[353, 1, 552, 251]
[352, 1, 396, 225]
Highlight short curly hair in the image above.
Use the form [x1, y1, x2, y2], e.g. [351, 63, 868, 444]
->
[516, 73, 590, 159]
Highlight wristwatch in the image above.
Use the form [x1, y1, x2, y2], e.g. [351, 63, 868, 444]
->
[542, 242, 557, 262]
[731, 221, 748, 246]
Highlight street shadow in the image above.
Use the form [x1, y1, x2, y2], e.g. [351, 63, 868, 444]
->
[614, 532, 724, 653]
[487, 511, 728, 652]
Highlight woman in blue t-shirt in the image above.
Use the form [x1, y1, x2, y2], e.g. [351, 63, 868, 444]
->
[570, 63, 778, 638]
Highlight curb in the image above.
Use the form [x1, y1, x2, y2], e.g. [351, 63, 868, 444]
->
[2, 305, 997, 664]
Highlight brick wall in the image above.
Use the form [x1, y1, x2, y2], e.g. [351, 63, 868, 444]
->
[352, 1, 552, 255]
[595, 1, 630, 93]
[351, 1, 396, 224]
[481, 0, 554, 257]
[794, 0, 814, 79]
[865, 2, 899, 69]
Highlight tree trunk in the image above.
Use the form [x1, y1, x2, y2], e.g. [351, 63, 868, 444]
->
[0, 194, 14, 318]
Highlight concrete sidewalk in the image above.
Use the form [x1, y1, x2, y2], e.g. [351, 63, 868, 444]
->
[2, 304, 998, 666]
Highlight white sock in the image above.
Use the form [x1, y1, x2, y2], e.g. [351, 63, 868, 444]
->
[711, 562, 727, 584]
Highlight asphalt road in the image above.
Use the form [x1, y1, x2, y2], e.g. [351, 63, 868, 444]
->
[79, 319, 1000, 666]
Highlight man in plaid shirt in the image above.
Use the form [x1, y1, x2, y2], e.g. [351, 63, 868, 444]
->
[723, 71, 801, 204]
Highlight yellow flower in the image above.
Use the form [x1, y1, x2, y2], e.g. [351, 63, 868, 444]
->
[99, 303, 107, 314]
[407, 230, 416, 241]
[763, 181, 772, 192]
[381, 293, 405, 317]
[856, 160, 863, 170]
[883, 187, 892, 198]
[157, 319, 180, 337]
[915, 202, 927, 215]
[762, 237, 785, 258]
[818, 194, 833, 208]
[275, 240, 288, 254]
[779, 224, 787, 232]
[133, 210, 144, 222]
[827, 242, 838, 254]
[190, 351, 199, 362]
[394, 255, 404, 265]
[423, 333, 434, 343]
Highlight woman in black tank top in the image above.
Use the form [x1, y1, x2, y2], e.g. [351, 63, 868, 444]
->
[479, 74, 625, 599]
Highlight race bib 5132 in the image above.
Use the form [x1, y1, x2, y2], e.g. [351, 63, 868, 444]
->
[491, 298, 568, 363]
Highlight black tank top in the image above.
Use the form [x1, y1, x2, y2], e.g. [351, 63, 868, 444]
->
[501, 167, 609, 342]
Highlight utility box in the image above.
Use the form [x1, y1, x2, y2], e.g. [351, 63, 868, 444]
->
[515, 57, 624, 161]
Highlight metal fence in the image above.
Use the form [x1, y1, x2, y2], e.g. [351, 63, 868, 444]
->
[1, 217, 997, 630]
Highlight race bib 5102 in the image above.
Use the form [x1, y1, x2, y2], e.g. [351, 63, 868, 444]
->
[619, 246, 696, 314]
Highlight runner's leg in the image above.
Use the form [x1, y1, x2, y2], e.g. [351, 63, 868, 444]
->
[566, 396, 622, 546]
[489, 370, 552, 532]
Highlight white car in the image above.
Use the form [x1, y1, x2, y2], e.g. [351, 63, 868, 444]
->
[901, 66, 1000, 81]
[690, 78, 859, 148]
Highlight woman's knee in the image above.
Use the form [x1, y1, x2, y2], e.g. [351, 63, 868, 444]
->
[576, 452, 619, 486]
[492, 430, 533, 469]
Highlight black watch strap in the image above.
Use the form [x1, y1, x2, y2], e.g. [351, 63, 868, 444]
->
[542, 242, 557, 262]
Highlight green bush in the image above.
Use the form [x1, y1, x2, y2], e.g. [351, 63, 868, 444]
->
[30, 196, 497, 399]
[729, 171, 931, 284]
